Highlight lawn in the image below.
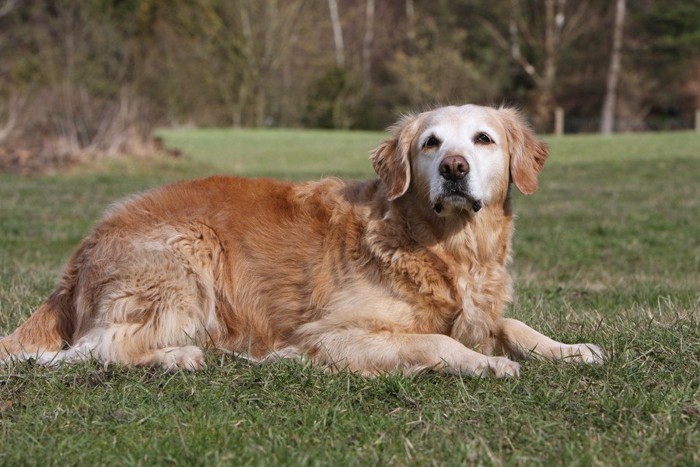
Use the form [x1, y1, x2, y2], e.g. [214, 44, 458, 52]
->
[0, 128, 698, 465]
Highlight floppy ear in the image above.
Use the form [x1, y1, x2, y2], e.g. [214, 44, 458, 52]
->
[499, 107, 549, 195]
[370, 115, 418, 201]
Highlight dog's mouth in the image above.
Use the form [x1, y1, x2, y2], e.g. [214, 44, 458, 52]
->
[432, 192, 482, 215]
[431, 179, 482, 215]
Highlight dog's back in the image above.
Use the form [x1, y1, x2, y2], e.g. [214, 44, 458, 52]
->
[1, 176, 389, 367]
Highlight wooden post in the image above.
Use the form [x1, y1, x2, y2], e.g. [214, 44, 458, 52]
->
[695, 109, 700, 131]
[554, 107, 564, 136]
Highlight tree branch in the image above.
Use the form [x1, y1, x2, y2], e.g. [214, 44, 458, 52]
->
[0, 0, 17, 18]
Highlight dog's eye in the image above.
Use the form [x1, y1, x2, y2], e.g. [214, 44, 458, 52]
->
[423, 135, 441, 150]
[474, 132, 494, 145]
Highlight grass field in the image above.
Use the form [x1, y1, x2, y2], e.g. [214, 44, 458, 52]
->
[1, 128, 699, 465]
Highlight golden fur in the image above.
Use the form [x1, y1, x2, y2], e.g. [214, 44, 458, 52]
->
[0, 105, 603, 376]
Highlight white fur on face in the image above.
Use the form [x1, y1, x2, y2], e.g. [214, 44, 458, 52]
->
[412, 105, 508, 215]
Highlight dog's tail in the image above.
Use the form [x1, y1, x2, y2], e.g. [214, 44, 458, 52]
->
[0, 289, 75, 361]
[0, 253, 80, 362]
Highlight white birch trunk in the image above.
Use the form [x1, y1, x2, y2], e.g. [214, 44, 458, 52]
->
[600, 0, 626, 134]
[327, 0, 345, 68]
[362, 0, 375, 87]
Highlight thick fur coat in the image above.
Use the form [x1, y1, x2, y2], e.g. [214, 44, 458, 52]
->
[0, 105, 603, 376]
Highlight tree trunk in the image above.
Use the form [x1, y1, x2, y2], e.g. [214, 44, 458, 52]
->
[0, 92, 25, 143]
[600, 0, 626, 134]
[362, 0, 375, 87]
[0, 0, 17, 18]
[238, 3, 255, 127]
[531, 0, 559, 132]
[327, 0, 345, 69]
[405, 0, 416, 47]
[535, 0, 558, 131]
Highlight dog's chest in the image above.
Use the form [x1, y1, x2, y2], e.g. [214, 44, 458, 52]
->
[450, 264, 509, 348]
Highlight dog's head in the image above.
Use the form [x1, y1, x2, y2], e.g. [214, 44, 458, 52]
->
[370, 105, 549, 216]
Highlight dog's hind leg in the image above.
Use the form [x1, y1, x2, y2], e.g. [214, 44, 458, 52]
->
[66, 277, 213, 370]
[57, 237, 218, 371]
[33, 327, 207, 371]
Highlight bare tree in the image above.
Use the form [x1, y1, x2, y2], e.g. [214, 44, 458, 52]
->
[511, 0, 565, 129]
[189, 0, 308, 128]
[482, 0, 598, 131]
[327, 0, 345, 68]
[0, 0, 17, 18]
[0, 0, 20, 143]
[600, 0, 626, 134]
[362, 0, 375, 87]
[0, 93, 26, 144]
[405, 0, 416, 45]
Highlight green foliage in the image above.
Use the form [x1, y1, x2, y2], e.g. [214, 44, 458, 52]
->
[1, 129, 699, 464]
[2, 0, 699, 139]
[627, 0, 700, 112]
[639, 1, 700, 58]
[304, 67, 361, 129]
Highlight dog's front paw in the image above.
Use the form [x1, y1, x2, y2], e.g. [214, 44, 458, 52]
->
[163, 345, 206, 371]
[562, 343, 605, 364]
[476, 356, 520, 378]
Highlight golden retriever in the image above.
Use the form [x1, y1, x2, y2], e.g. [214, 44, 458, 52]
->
[0, 105, 604, 377]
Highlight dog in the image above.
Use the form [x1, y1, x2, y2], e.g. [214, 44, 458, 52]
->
[0, 105, 604, 377]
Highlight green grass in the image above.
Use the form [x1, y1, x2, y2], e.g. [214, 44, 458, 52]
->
[1, 129, 699, 465]
[161, 128, 383, 180]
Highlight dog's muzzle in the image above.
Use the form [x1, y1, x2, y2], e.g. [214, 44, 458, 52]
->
[433, 197, 482, 214]
[433, 155, 481, 214]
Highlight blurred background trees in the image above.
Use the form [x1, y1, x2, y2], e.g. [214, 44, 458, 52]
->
[0, 0, 698, 169]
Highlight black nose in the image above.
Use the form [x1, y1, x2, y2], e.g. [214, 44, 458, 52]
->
[439, 155, 469, 181]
